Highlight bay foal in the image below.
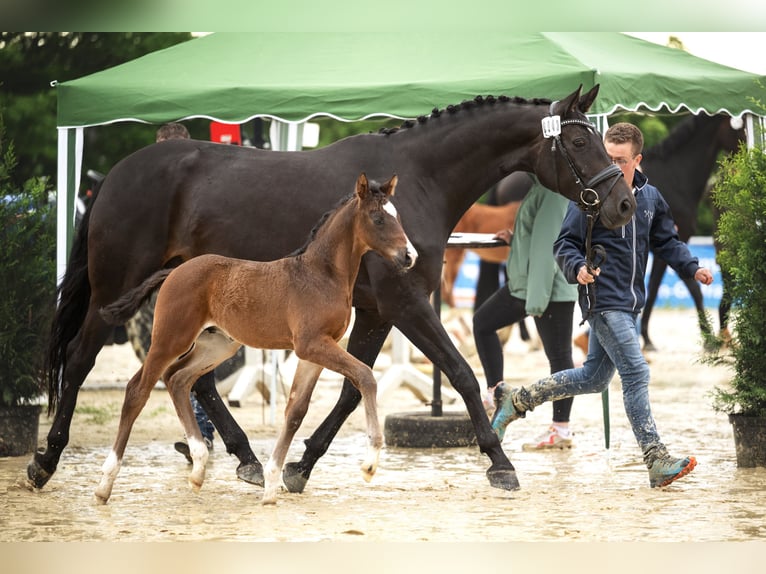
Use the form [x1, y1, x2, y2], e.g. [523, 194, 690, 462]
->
[95, 173, 416, 504]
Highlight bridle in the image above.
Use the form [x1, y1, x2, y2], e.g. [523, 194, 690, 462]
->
[542, 104, 625, 323]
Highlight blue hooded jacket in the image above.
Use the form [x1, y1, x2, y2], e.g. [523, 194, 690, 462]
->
[554, 170, 701, 317]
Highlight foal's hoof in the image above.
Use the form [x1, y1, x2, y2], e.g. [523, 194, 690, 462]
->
[487, 468, 520, 491]
[236, 462, 264, 486]
[282, 462, 310, 494]
[26, 458, 53, 490]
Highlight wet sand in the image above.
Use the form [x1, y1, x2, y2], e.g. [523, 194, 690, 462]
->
[1, 309, 765, 544]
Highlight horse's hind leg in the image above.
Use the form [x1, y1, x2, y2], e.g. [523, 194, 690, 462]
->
[28, 307, 113, 489]
[282, 308, 392, 494]
[263, 360, 323, 505]
[192, 370, 264, 486]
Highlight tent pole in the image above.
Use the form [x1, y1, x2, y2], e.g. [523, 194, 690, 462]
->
[56, 127, 83, 287]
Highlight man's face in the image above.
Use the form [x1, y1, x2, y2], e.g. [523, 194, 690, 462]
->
[605, 140, 641, 187]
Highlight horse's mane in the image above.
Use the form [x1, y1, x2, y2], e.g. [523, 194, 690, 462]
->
[643, 114, 714, 161]
[289, 182, 388, 257]
[377, 95, 552, 135]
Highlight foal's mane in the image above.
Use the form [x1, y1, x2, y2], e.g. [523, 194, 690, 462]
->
[289, 182, 388, 257]
[377, 95, 552, 135]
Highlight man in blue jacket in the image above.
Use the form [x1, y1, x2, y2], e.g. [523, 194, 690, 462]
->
[491, 122, 714, 488]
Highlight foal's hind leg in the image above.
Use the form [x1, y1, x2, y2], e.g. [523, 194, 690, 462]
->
[263, 360, 324, 505]
[95, 362, 163, 504]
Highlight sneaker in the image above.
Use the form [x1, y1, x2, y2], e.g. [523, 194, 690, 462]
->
[522, 425, 573, 451]
[646, 453, 697, 488]
[490, 383, 525, 441]
[174, 437, 213, 465]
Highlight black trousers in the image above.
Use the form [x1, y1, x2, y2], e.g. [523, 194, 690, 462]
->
[473, 287, 575, 422]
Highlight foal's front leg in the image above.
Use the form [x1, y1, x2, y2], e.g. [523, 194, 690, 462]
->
[262, 360, 323, 505]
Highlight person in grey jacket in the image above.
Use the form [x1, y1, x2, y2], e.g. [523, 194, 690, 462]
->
[492, 122, 713, 488]
[473, 173, 578, 450]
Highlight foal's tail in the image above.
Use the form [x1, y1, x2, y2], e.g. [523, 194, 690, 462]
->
[99, 268, 173, 326]
[45, 198, 94, 416]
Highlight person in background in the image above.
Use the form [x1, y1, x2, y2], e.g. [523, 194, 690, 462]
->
[492, 123, 713, 488]
[473, 172, 578, 450]
[155, 122, 216, 462]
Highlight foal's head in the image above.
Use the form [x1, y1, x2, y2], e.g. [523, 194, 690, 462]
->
[354, 173, 417, 271]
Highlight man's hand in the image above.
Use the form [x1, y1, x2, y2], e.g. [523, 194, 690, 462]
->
[577, 264, 600, 285]
[695, 268, 714, 286]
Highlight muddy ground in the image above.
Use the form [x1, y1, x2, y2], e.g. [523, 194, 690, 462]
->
[2, 309, 765, 550]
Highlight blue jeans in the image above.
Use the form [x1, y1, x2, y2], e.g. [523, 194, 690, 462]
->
[520, 310, 662, 453]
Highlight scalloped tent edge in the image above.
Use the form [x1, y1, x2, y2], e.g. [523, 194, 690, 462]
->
[55, 31, 766, 280]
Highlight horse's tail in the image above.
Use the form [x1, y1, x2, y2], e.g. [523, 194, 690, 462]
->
[99, 268, 173, 326]
[44, 198, 95, 416]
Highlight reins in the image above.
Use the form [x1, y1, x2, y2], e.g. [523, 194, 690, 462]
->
[542, 104, 623, 325]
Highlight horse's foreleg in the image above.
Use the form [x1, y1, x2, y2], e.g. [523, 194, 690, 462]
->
[282, 308, 392, 494]
[354, 364, 382, 482]
[642, 257, 667, 351]
[95, 364, 159, 504]
[263, 360, 323, 505]
[393, 298, 519, 490]
[192, 370, 264, 486]
[29, 309, 112, 489]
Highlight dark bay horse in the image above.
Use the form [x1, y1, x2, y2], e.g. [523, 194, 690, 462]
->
[94, 174, 415, 505]
[639, 113, 744, 350]
[34, 85, 635, 494]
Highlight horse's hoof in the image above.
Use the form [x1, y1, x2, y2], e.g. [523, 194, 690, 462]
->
[642, 341, 657, 352]
[26, 459, 53, 490]
[282, 462, 310, 494]
[487, 468, 520, 491]
[236, 462, 264, 486]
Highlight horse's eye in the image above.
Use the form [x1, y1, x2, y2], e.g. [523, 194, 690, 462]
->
[371, 212, 385, 225]
[573, 137, 586, 147]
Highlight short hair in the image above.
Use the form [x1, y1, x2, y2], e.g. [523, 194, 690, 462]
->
[156, 122, 190, 142]
[604, 122, 644, 156]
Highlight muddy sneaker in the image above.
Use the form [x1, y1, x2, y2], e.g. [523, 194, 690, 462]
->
[490, 383, 526, 441]
[522, 425, 573, 451]
[174, 437, 213, 465]
[646, 452, 697, 488]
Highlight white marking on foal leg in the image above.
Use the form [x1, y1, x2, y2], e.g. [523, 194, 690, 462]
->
[261, 458, 281, 505]
[187, 436, 209, 493]
[94, 450, 121, 504]
[360, 443, 380, 483]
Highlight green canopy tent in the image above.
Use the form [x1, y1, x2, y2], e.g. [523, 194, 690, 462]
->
[55, 31, 766, 277]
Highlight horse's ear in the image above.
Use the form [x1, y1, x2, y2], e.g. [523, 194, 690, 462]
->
[554, 85, 583, 117]
[356, 172, 370, 199]
[382, 174, 398, 197]
[578, 84, 600, 113]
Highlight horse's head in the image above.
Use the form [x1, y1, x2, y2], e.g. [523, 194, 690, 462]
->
[355, 173, 418, 271]
[534, 85, 636, 229]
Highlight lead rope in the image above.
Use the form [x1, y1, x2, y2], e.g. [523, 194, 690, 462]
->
[581, 208, 607, 326]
